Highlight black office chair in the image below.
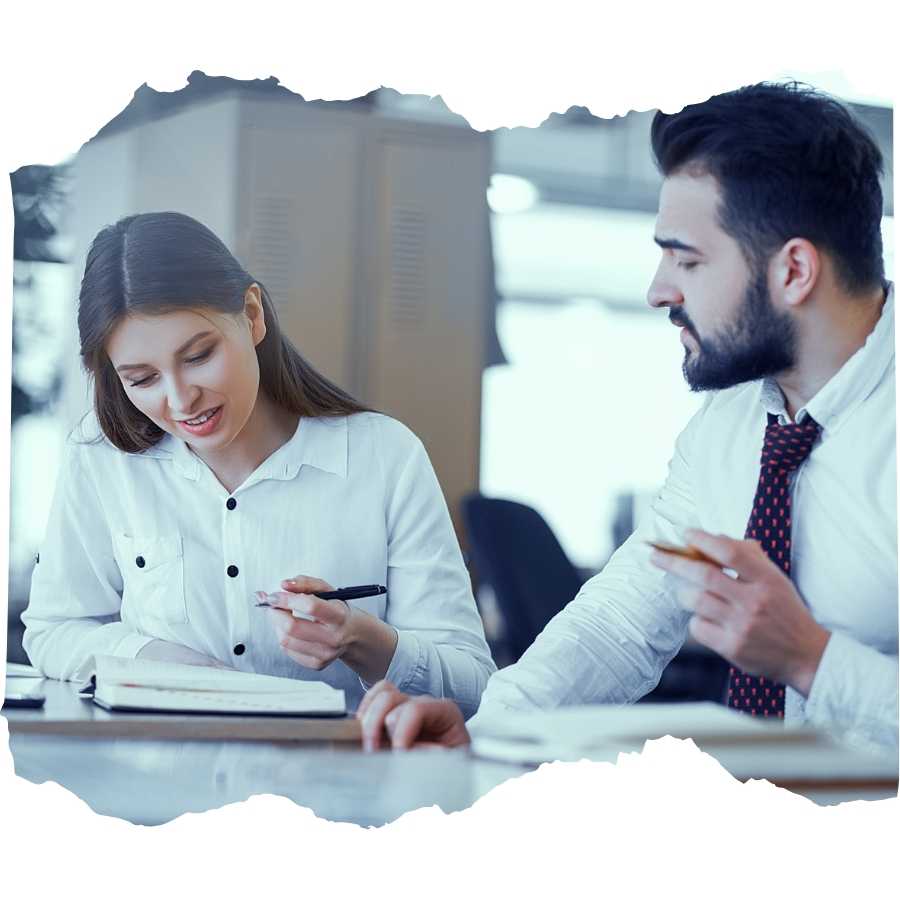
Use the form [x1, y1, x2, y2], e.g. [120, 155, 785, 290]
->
[461, 494, 585, 664]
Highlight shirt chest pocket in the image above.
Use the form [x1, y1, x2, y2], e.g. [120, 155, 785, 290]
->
[113, 533, 188, 625]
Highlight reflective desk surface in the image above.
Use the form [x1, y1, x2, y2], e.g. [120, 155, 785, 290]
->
[5, 679, 897, 826]
[4, 677, 528, 827]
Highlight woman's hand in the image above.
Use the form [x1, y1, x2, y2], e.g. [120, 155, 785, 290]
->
[266, 575, 398, 684]
[136, 639, 231, 669]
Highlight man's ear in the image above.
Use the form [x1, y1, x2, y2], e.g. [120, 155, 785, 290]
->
[771, 238, 820, 309]
[244, 284, 267, 346]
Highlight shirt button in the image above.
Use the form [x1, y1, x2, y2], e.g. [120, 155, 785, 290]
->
[136, 556, 146, 568]
[233, 643, 246, 656]
[227, 565, 239, 578]
[226, 498, 237, 511]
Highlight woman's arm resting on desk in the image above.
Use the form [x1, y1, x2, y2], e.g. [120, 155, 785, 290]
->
[136, 639, 232, 669]
[22, 443, 157, 681]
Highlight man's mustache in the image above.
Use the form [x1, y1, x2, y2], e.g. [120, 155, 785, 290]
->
[668, 308, 699, 341]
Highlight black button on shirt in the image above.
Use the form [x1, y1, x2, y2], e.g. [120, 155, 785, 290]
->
[226, 498, 237, 511]
[233, 643, 246, 656]
[136, 556, 146, 568]
[227, 565, 239, 578]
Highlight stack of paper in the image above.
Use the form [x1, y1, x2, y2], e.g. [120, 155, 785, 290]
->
[470, 702, 820, 765]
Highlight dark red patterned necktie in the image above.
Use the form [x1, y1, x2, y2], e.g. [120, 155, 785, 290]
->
[727, 414, 821, 717]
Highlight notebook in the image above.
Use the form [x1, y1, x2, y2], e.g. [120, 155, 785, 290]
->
[88, 655, 347, 717]
[4, 662, 43, 678]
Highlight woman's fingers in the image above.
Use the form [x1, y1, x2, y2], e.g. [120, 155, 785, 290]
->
[282, 574, 334, 594]
[266, 592, 346, 625]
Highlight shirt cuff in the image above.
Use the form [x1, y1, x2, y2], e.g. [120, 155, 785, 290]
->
[384, 628, 425, 693]
[804, 629, 899, 748]
[357, 627, 424, 694]
[112, 630, 157, 662]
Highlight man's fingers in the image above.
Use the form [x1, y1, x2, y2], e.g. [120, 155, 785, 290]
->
[688, 613, 727, 654]
[684, 529, 769, 580]
[651, 550, 741, 601]
[386, 698, 469, 750]
[359, 687, 408, 751]
[385, 702, 432, 749]
[673, 581, 730, 621]
[356, 680, 397, 720]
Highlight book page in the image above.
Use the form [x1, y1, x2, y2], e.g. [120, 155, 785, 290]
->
[93, 655, 342, 698]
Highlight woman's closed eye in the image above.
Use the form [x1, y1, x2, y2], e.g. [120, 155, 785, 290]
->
[126, 347, 214, 388]
[184, 346, 214, 365]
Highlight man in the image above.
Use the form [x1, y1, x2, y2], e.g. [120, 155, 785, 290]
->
[358, 82, 897, 753]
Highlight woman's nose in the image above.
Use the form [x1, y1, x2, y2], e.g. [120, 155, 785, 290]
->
[165, 378, 200, 417]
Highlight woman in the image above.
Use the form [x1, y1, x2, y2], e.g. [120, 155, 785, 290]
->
[22, 211, 495, 715]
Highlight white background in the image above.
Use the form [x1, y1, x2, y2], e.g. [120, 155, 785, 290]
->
[1, 2, 897, 897]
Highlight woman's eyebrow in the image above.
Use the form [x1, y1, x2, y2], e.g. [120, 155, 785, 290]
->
[115, 330, 213, 372]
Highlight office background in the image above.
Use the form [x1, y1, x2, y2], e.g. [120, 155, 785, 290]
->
[7, 74, 894, 675]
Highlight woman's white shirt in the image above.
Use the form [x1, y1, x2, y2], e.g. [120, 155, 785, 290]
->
[22, 412, 495, 715]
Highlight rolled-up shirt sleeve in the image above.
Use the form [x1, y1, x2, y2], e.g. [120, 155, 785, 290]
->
[470, 400, 708, 729]
[22, 440, 154, 680]
[804, 630, 899, 751]
[373, 421, 496, 718]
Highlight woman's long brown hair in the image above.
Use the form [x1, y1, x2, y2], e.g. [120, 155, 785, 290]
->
[78, 212, 370, 452]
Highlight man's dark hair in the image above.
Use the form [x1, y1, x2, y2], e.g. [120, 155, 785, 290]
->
[650, 82, 886, 294]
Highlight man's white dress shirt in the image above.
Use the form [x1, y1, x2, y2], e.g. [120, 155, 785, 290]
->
[23, 412, 496, 715]
[472, 285, 898, 751]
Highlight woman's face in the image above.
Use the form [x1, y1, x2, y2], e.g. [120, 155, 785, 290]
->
[105, 288, 267, 451]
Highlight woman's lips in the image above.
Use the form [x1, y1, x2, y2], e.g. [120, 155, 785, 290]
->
[177, 405, 224, 438]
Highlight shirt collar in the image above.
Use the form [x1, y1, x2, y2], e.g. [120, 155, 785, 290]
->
[151, 415, 350, 484]
[758, 281, 894, 433]
[264, 415, 349, 482]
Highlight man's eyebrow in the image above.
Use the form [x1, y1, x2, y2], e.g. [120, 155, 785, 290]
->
[654, 236, 703, 254]
[115, 331, 213, 372]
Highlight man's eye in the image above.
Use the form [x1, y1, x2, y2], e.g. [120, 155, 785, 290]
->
[678, 261, 699, 271]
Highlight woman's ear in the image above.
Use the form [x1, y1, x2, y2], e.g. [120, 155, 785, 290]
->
[244, 284, 267, 346]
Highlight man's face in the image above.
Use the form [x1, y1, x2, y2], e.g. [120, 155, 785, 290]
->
[647, 172, 797, 391]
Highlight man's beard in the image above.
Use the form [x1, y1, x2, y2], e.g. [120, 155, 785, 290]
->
[671, 267, 798, 392]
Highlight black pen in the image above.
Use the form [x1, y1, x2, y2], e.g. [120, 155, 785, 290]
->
[253, 584, 387, 613]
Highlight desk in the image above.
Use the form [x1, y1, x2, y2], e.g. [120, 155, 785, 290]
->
[4, 679, 527, 827]
[5, 681, 897, 826]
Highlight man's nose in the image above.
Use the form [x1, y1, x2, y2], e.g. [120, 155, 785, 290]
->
[647, 267, 683, 310]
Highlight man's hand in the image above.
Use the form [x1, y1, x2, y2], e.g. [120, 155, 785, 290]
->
[650, 528, 830, 696]
[356, 680, 471, 751]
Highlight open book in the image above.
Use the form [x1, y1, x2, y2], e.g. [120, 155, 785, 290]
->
[88, 655, 346, 717]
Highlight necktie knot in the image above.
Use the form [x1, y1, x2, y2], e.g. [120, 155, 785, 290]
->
[759, 417, 821, 473]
